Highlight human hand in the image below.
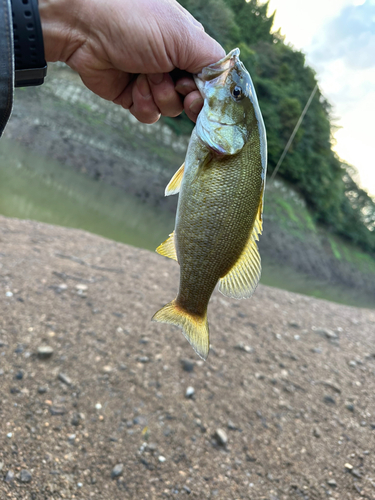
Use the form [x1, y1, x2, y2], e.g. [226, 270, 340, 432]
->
[38, 0, 225, 124]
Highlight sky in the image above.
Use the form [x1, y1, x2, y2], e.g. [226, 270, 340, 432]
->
[266, 0, 375, 197]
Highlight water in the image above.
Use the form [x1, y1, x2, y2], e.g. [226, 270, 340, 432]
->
[0, 137, 373, 309]
[0, 138, 174, 251]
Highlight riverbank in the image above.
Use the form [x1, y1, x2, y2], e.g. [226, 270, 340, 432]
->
[1, 216, 375, 499]
[2, 63, 375, 305]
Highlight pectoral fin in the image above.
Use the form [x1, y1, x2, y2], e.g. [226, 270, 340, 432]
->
[165, 163, 185, 196]
[219, 198, 263, 299]
[156, 231, 178, 261]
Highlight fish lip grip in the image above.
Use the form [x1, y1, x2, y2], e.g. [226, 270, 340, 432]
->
[12, 0, 47, 87]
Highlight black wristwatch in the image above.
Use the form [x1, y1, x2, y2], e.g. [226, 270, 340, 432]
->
[11, 0, 47, 87]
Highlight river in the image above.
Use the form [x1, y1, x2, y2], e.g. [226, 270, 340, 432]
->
[1, 137, 373, 309]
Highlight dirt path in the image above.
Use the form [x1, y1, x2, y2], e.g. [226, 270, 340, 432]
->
[0, 216, 375, 499]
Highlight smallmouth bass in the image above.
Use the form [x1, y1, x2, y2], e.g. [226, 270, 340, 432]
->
[153, 48, 267, 360]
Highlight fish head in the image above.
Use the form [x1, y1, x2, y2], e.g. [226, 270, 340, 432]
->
[195, 48, 266, 163]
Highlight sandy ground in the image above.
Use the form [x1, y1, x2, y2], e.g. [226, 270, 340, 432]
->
[0, 215, 375, 500]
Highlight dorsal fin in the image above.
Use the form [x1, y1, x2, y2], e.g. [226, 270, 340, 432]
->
[218, 191, 264, 299]
[156, 231, 178, 261]
[165, 163, 185, 196]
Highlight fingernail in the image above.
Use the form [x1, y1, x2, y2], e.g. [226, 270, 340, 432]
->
[148, 73, 164, 85]
[189, 97, 203, 115]
[137, 74, 151, 98]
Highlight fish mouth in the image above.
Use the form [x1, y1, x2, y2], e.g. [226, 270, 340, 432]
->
[196, 48, 240, 82]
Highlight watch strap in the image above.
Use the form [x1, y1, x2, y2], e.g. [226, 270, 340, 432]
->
[12, 0, 47, 87]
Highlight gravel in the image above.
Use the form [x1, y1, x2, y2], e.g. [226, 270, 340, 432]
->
[0, 216, 375, 499]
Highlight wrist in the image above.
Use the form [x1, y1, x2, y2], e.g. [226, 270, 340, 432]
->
[38, 0, 86, 63]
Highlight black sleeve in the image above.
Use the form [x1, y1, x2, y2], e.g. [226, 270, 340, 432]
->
[0, 0, 14, 137]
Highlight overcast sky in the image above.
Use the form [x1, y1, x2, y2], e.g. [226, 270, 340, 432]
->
[267, 0, 375, 196]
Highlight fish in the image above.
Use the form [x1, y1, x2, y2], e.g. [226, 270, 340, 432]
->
[152, 48, 267, 360]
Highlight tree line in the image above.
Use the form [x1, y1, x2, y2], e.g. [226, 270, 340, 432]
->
[171, 0, 375, 254]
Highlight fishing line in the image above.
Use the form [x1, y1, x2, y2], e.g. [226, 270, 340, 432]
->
[269, 83, 318, 182]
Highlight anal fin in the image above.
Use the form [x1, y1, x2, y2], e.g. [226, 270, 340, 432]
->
[165, 163, 185, 196]
[219, 192, 264, 299]
[156, 231, 178, 261]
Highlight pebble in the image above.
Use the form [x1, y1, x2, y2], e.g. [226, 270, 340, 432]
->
[348, 360, 357, 368]
[323, 395, 336, 405]
[234, 343, 253, 353]
[15, 370, 24, 380]
[37, 345, 54, 359]
[351, 469, 362, 479]
[327, 479, 337, 487]
[0, 462, 3, 471]
[7, 432, 12, 438]
[158, 456, 166, 462]
[95, 403, 102, 410]
[344, 463, 353, 470]
[137, 356, 150, 363]
[313, 328, 338, 340]
[75, 283, 88, 291]
[50, 405, 66, 416]
[346, 403, 355, 412]
[180, 358, 195, 372]
[185, 386, 195, 398]
[322, 380, 341, 393]
[5, 470, 14, 483]
[58, 372, 72, 386]
[227, 420, 237, 430]
[38, 386, 48, 394]
[71, 412, 84, 426]
[214, 428, 228, 446]
[111, 463, 124, 479]
[313, 427, 321, 438]
[20, 469, 32, 483]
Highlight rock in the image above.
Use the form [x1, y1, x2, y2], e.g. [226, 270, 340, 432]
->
[344, 463, 353, 471]
[37, 386, 48, 394]
[323, 395, 336, 405]
[183, 485, 191, 494]
[50, 405, 66, 416]
[312, 347, 322, 354]
[158, 456, 166, 462]
[180, 358, 195, 372]
[58, 372, 72, 386]
[37, 345, 54, 359]
[75, 283, 88, 291]
[5, 470, 14, 483]
[327, 479, 337, 487]
[313, 427, 321, 438]
[137, 356, 150, 363]
[351, 469, 362, 479]
[214, 428, 228, 446]
[322, 380, 341, 393]
[111, 463, 124, 479]
[15, 370, 24, 380]
[71, 412, 84, 426]
[348, 360, 357, 368]
[346, 403, 355, 412]
[227, 420, 237, 430]
[234, 343, 253, 353]
[185, 386, 195, 398]
[20, 469, 32, 483]
[313, 328, 338, 340]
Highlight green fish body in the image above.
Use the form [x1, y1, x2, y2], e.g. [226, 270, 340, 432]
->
[153, 49, 267, 360]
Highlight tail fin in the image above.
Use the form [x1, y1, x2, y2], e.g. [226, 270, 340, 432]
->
[152, 300, 209, 360]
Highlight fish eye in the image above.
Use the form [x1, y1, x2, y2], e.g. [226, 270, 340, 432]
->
[232, 86, 243, 101]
